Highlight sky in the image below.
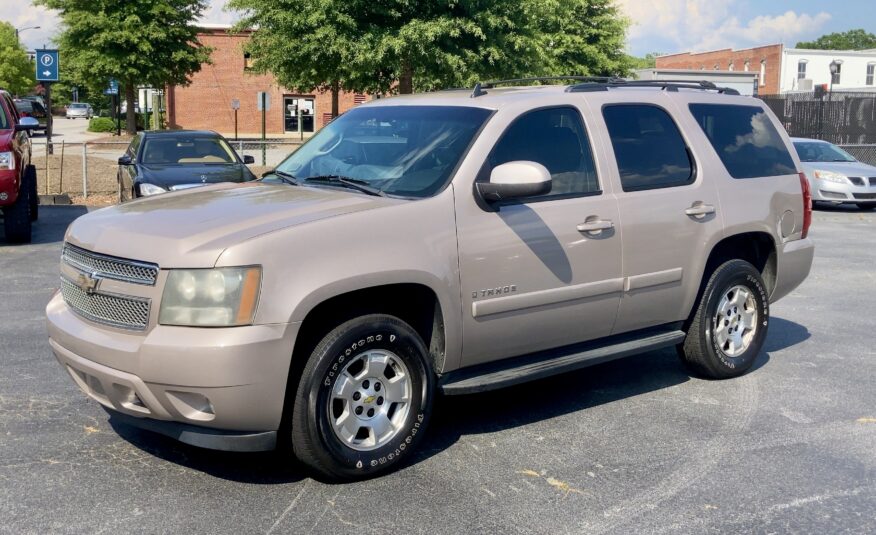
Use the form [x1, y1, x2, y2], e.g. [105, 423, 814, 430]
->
[5, 0, 876, 58]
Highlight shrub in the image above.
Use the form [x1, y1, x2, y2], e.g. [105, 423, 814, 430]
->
[88, 117, 117, 133]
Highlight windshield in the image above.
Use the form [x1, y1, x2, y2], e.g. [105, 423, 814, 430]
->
[69, 103, 87, 109]
[273, 105, 492, 198]
[794, 141, 856, 163]
[140, 137, 238, 165]
[14, 100, 33, 113]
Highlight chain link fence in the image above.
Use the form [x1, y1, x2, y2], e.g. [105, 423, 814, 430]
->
[839, 144, 876, 166]
[28, 139, 303, 201]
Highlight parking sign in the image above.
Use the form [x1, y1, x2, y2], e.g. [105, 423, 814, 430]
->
[35, 49, 60, 82]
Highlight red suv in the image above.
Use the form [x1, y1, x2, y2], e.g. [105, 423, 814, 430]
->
[0, 89, 39, 243]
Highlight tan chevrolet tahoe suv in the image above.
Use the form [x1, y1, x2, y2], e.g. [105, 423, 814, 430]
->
[47, 78, 814, 480]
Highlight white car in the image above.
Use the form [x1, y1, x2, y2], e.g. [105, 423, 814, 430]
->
[793, 138, 876, 210]
[66, 103, 93, 119]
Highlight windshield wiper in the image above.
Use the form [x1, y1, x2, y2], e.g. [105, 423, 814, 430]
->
[263, 169, 301, 186]
[302, 175, 385, 197]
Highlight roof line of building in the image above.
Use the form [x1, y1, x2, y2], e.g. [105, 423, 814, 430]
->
[658, 43, 784, 59]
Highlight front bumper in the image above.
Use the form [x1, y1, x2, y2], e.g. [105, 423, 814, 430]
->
[811, 178, 876, 203]
[47, 291, 301, 446]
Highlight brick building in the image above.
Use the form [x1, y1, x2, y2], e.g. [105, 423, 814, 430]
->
[166, 24, 369, 137]
[656, 44, 783, 95]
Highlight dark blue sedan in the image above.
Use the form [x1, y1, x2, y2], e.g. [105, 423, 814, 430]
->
[118, 130, 256, 201]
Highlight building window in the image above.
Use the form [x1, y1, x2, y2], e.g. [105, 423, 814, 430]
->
[714, 64, 719, 70]
[353, 94, 367, 105]
[831, 62, 842, 85]
[759, 60, 766, 86]
[728, 62, 734, 71]
[243, 53, 254, 71]
[744, 60, 750, 72]
[867, 64, 875, 86]
[797, 60, 807, 79]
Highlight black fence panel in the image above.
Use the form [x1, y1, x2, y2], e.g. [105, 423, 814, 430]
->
[758, 92, 876, 144]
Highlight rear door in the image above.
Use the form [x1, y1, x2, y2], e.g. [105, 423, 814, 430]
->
[455, 105, 623, 366]
[587, 97, 724, 334]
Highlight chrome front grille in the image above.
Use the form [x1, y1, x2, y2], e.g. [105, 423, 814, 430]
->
[62, 243, 158, 286]
[60, 277, 150, 331]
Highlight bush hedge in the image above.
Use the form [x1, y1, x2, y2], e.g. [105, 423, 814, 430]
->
[87, 117, 117, 133]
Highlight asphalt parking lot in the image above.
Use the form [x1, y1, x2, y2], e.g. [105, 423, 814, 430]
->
[1, 205, 874, 534]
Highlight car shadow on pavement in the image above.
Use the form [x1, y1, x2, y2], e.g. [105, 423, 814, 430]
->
[0, 205, 88, 246]
[108, 316, 809, 484]
[108, 420, 308, 484]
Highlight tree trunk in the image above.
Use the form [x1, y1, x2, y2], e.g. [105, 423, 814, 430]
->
[399, 61, 414, 94]
[331, 80, 340, 118]
[125, 82, 137, 135]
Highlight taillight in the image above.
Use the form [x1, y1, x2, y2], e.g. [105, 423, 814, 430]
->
[798, 172, 812, 239]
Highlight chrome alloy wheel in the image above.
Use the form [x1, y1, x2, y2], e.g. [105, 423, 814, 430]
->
[327, 349, 412, 451]
[713, 284, 758, 358]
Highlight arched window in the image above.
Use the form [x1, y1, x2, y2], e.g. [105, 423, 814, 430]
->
[728, 61, 735, 71]
[759, 60, 766, 86]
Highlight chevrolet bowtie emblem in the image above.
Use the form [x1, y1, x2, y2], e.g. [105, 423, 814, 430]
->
[76, 272, 101, 295]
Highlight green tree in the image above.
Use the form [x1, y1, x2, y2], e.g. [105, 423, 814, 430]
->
[0, 21, 36, 96]
[627, 52, 661, 70]
[230, 0, 630, 98]
[538, 0, 632, 78]
[36, 0, 212, 134]
[228, 0, 358, 118]
[796, 29, 876, 50]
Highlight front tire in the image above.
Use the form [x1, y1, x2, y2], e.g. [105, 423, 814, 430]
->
[291, 314, 434, 481]
[3, 170, 33, 244]
[678, 260, 769, 379]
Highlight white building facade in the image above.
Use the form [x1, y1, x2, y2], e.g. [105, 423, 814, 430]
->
[780, 48, 876, 93]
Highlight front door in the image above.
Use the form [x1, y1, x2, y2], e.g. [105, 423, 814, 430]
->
[284, 97, 315, 134]
[455, 106, 623, 367]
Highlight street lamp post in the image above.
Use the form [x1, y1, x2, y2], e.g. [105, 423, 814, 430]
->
[826, 61, 839, 142]
[14, 25, 41, 43]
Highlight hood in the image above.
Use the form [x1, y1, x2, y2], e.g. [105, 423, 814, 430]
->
[801, 160, 876, 177]
[138, 163, 252, 186]
[66, 182, 398, 268]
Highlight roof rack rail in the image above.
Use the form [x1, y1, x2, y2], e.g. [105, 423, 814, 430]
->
[566, 79, 740, 95]
[470, 76, 626, 98]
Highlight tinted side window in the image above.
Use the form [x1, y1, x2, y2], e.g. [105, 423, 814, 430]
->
[489, 107, 599, 199]
[603, 104, 694, 192]
[689, 104, 796, 179]
[129, 134, 142, 157]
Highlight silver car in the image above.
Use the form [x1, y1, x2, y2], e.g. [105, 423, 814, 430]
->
[793, 138, 876, 210]
[66, 103, 93, 119]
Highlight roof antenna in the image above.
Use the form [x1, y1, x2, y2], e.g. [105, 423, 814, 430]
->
[470, 82, 487, 98]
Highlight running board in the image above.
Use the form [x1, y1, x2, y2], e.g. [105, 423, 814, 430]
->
[439, 327, 685, 395]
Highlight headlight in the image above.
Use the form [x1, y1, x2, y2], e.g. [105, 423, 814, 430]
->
[139, 183, 167, 196]
[813, 170, 847, 183]
[159, 267, 261, 327]
[0, 152, 14, 171]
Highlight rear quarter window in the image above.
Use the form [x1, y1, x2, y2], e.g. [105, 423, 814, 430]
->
[689, 104, 796, 179]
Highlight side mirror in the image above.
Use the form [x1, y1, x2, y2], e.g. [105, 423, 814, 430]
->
[243, 155, 255, 164]
[118, 155, 133, 166]
[15, 117, 40, 131]
[476, 161, 552, 203]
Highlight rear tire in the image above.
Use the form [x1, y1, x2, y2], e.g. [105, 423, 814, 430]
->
[678, 260, 769, 379]
[856, 203, 875, 211]
[2, 171, 33, 244]
[291, 314, 434, 481]
[26, 165, 38, 222]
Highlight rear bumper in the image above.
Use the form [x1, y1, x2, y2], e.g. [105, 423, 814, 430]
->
[771, 237, 814, 303]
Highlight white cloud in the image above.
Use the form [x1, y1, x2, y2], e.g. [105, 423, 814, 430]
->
[617, 0, 831, 53]
[1, 0, 240, 51]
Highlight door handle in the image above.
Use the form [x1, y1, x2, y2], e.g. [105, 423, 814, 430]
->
[685, 202, 716, 218]
[577, 218, 614, 234]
